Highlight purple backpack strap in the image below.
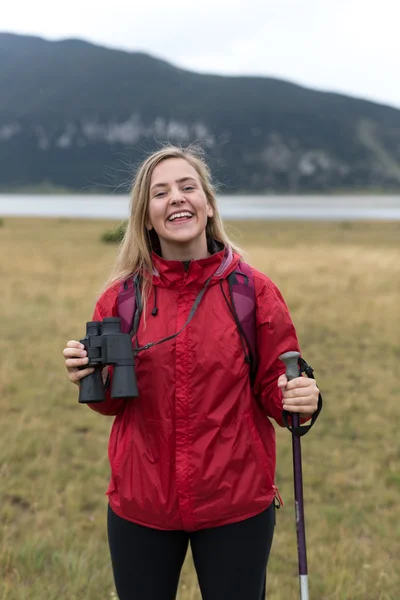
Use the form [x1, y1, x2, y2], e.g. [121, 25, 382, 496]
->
[117, 275, 138, 335]
[227, 261, 258, 378]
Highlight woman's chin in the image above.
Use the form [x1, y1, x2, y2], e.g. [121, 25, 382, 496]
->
[161, 229, 206, 248]
[164, 226, 201, 243]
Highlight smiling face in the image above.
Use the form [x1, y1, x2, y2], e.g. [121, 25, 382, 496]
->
[146, 158, 214, 260]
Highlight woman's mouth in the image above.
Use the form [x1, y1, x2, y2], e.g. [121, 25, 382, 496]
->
[167, 211, 194, 223]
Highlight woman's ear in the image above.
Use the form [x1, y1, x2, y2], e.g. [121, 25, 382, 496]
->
[145, 221, 153, 231]
[206, 204, 214, 218]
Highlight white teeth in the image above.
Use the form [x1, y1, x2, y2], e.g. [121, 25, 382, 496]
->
[168, 212, 193, 221]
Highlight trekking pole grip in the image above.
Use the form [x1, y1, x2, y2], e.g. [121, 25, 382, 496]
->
[279, 350, 301, 382]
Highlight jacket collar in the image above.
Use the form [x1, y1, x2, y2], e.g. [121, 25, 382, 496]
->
[150, 242, 240, 288]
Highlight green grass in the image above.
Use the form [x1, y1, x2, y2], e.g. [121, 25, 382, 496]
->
[0, 217, 399, 599]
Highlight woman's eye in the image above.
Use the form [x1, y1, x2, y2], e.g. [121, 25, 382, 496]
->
[155, 191, 166, 197]
[183, 186, 194, 192]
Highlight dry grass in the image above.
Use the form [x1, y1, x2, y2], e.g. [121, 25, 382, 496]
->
[0, 217, 399, 600]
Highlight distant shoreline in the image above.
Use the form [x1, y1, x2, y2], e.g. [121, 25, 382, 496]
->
[2, 193, 400, 221]
[1, 184, 399, 196]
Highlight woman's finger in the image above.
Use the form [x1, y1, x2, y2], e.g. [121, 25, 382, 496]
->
[283, 396, 318, 411]
[283, 387, 315, 399]
[69, 367, 95, 383]
[284, 380, 318, 396]
[66, 340, 84, 349]
[277, 373, 288, 388]
[283, 396, 315, 406]
[65, 357, 89, 369]
[285, 377, 311, 390]
[63, 347, 86, 358]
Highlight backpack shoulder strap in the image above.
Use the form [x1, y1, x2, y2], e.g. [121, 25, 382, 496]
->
[117, 273, 142, 337]
[227, 261, 258, 379]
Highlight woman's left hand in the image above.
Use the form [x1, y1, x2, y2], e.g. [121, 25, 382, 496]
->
[277, 374, 319, 415]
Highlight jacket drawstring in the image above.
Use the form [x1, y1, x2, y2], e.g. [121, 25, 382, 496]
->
[152, 285, 158, 316]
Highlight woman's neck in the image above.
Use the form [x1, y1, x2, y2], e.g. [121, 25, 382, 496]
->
[159, 237, 210, 261]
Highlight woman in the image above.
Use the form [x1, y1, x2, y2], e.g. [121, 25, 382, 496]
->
[63, 146, 319, 600]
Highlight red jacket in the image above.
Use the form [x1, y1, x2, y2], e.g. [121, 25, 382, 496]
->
[89, 246, 300, 531]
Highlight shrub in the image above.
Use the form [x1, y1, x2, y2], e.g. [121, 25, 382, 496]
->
[101, 221, 127, 243]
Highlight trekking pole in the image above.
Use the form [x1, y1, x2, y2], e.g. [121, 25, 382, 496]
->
[279, 351, 309, 600]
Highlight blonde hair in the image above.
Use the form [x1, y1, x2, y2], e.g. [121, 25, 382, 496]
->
[102, 144, 241, 311]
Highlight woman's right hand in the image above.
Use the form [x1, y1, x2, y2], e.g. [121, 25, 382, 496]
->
[63, 341, 109, 386]
[63, 340, 96, 386]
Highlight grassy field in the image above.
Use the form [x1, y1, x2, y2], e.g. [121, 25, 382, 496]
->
[0, 217, 399, 600]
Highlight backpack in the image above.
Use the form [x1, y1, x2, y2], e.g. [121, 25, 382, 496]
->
[116, 261, 322, 436]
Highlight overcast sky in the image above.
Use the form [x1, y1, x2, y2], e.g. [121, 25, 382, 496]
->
[3, 0, 400, 108]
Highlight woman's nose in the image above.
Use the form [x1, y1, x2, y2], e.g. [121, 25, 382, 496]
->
[170, 190, 185, 204]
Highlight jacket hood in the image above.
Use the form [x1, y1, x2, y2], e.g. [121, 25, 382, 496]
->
[150, 242, 241, 289]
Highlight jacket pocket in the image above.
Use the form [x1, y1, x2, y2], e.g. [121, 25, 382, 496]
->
[108, 409, 133, 479]
[245, 412, 270, 477]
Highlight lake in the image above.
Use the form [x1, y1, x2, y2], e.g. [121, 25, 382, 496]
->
[1, 194, 400, 220]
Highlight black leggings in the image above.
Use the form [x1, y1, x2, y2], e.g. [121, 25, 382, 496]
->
[107, 503, 275, 600]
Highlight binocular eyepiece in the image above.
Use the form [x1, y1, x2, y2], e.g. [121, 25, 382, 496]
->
[78, 317, 138, 403]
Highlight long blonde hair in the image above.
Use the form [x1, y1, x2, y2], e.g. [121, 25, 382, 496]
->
[102, 144, 241, 309]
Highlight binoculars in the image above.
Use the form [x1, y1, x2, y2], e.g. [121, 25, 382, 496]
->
[78, 317, 138, 403]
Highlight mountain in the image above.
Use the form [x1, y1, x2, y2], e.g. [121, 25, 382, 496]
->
[1, 32, 400, 193]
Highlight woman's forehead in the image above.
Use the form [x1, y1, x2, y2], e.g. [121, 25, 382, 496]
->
[151, 158, 198, 184]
